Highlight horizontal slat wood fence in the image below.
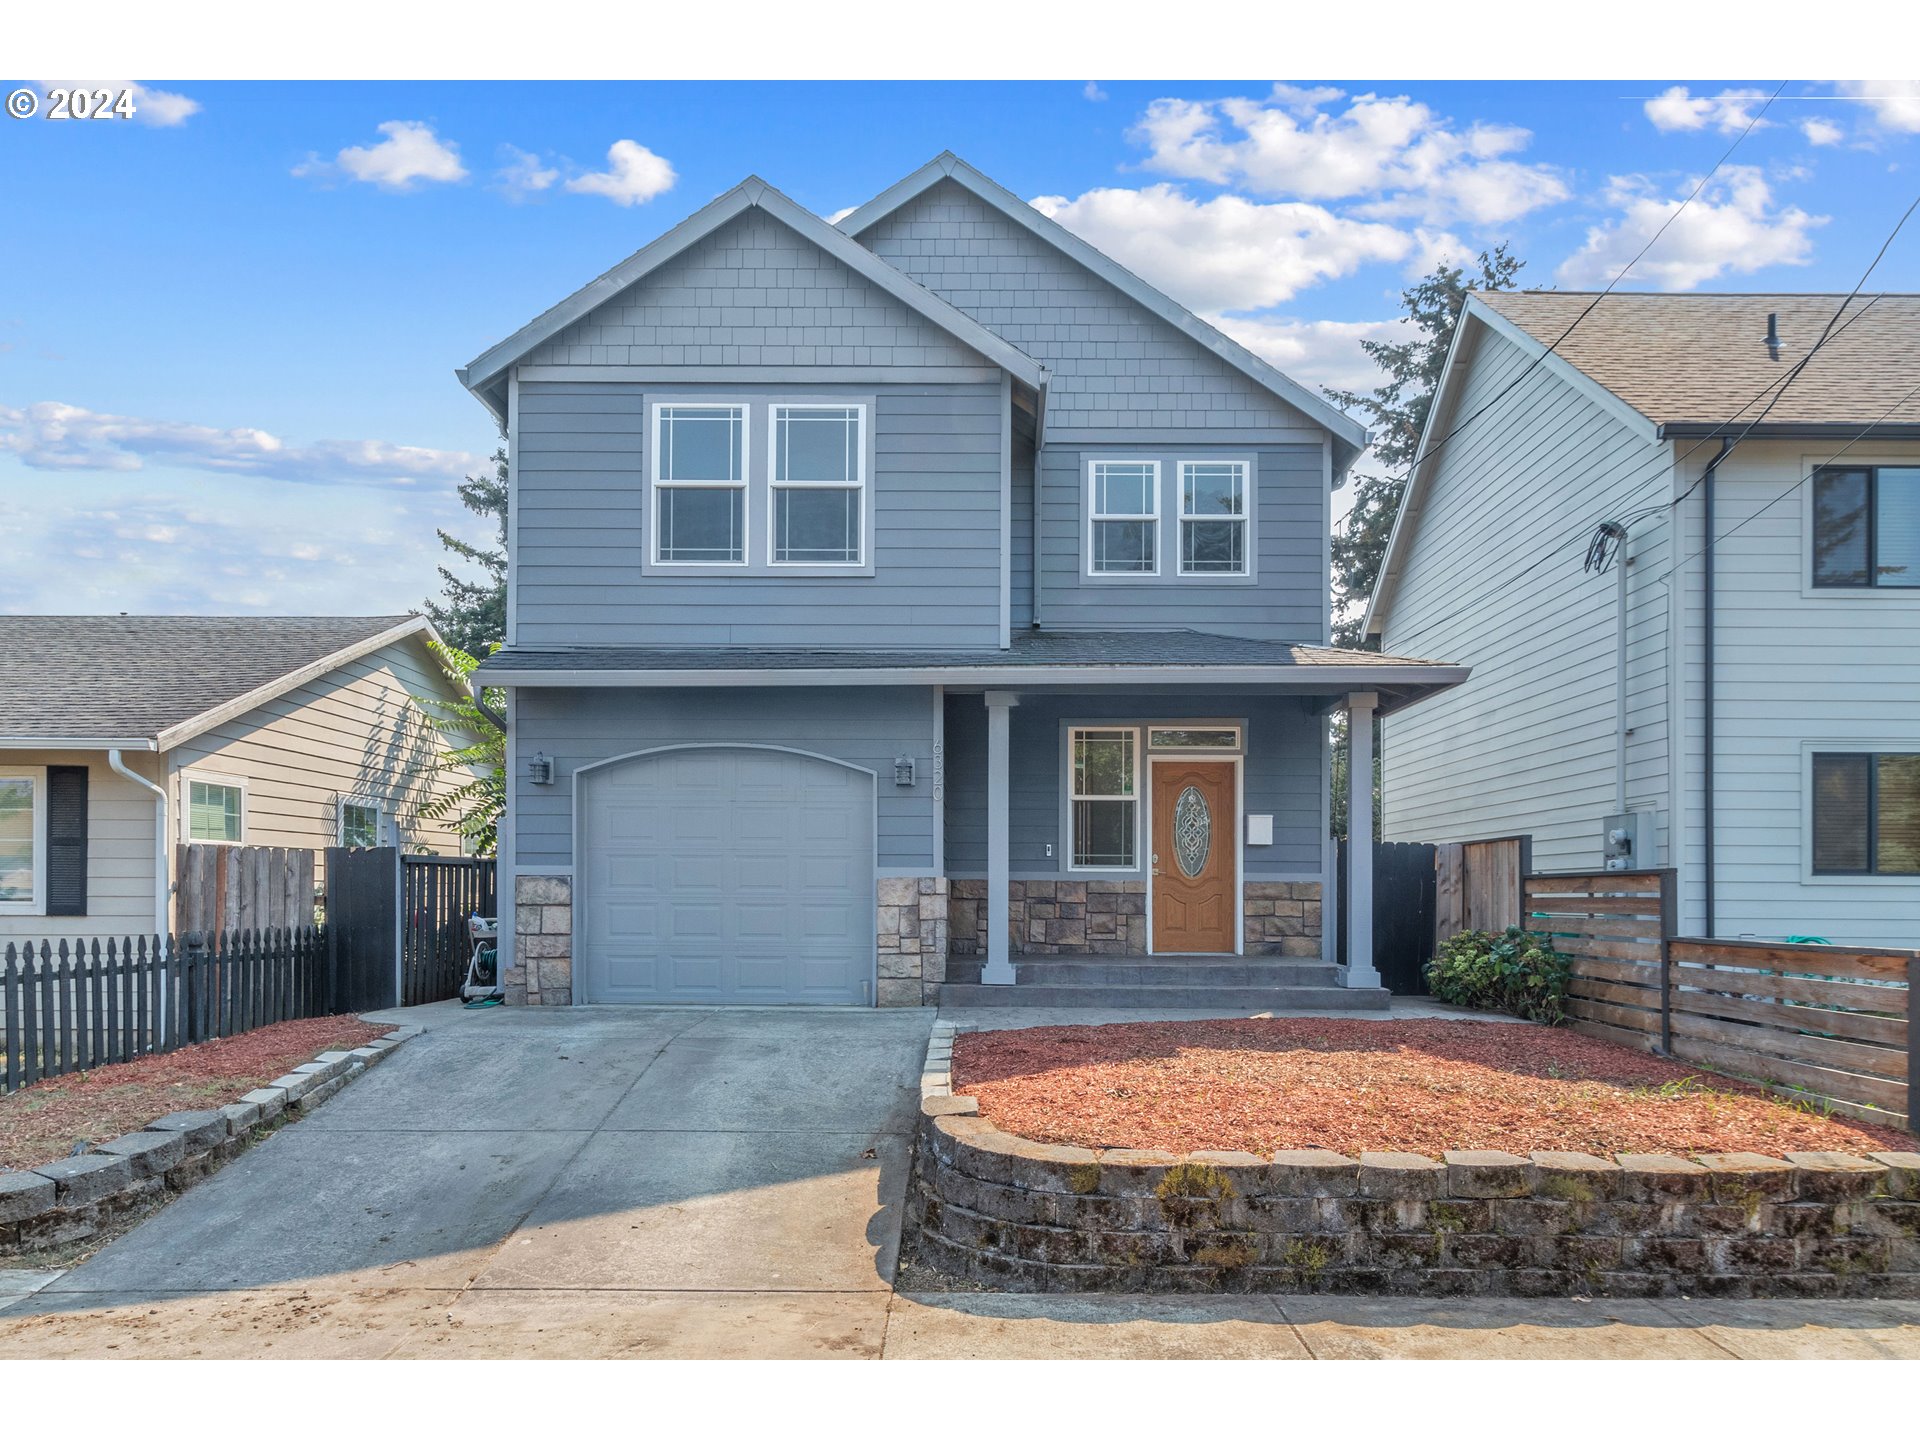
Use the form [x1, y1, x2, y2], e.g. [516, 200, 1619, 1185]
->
[2, 929, 329, 1094]
[175, 844, 317, 936]
[1523, 868, 1913, 1130]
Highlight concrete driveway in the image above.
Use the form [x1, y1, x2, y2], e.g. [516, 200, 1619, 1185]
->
[2, 1000, 1918, 1359]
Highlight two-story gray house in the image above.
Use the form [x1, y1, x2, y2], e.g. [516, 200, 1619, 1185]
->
[462, 153, 1464, 1009]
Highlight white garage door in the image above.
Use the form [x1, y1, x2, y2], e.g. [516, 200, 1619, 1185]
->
[577, 746, 874, 1005]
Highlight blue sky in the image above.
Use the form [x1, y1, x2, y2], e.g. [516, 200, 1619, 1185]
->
[3, 78, 1916, 617]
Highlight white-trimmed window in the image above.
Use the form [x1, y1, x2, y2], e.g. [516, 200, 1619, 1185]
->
[1069, 727, 1138, 869]
[653, 403, 748, 564]
[339, 799, 383, 849]
[0, 770, 47, 914]
[183, 773, 246, 845]
[1812, 751, 1920, 875]
[1179, 461, 1249, 575]
[1087, 461, 1159, 575]
[770, 403, 865, 565]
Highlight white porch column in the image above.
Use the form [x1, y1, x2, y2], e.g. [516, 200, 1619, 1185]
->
[982, 691, 1020, 985]
[1343, 691, 1381, 988]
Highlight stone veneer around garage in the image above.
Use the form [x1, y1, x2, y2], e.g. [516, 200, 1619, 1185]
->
[878, 876, 950, 1008]
[908, 1030, 1920, 1298]
[511, 873, 573, 1006]
[950, 878, 1322, 958]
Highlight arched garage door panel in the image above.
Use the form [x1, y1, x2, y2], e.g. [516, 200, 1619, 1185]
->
[580, 748, 873, 1005]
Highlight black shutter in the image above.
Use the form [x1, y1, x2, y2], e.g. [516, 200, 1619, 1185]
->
[45, 765, 88, 916]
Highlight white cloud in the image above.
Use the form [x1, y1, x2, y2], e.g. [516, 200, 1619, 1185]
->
[1836, 79, 1920, 133]
[294, 121, 468, 192]
[495, 145, 560, 201]
[43, 81, 201, 126]
[1030, 184, 1412, 313]
[1211, 316, 1405, 398]
[1083, 81, 1107, 102]
[826, 205, 858, 224]
[1128, 86, 1567, 226]
[0, 401, 481, 488]
[1643, 86, 1774, 135]
[1555, 167, 1826, 290]
[1801, 116, 1846, 146]
[563, 139, 677, 206]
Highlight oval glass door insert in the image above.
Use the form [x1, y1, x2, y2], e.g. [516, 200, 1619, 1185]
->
[1173, 785, 1211, 877]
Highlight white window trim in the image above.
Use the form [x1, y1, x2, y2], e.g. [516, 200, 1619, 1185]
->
[1147, 722, 1245, 754]
[338, 797, 385, 849]
[766, 401, 868, 569]
[1799, 452, 1920, 600]
[1066, 725, 1143, 873]
[1084, 459, 1161, 578]
[651, 401, 750, 568]
[1177, 460, 1252, 577]
[1799, 739, 1920, 884]
[180, 770, 248, 847]
[0, 766, 48, 916]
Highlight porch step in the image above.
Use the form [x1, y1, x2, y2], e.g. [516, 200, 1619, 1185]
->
[934, 981, 1390, 1010]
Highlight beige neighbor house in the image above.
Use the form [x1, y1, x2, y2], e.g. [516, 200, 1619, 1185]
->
[0, 615, 479, 948]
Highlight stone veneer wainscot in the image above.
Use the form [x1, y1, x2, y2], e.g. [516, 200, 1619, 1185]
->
[511, 873, 573, 1006]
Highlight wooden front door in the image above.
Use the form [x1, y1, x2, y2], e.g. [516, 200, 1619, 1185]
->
[1150, 760, 1236, 953]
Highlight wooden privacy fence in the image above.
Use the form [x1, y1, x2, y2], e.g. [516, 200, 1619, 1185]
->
[2, 928, 329, 1094]
[1435, 835, 1532, 943]
[400, 854, 497, 1006]
[1524, 868, 1914, 1130]
[175, 844, 317, 936]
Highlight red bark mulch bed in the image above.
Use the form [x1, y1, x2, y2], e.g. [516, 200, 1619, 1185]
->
[1, 1015, 393, 1172]
[953, 1018, 1913, 1159]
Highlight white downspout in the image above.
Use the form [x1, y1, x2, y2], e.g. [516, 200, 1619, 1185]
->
[108, 748, 169, 1040]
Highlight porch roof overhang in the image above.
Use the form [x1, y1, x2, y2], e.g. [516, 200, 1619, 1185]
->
[476, 630, 1468, 716]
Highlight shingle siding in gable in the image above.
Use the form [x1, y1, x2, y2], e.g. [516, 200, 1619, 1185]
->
[855, 179, 1317, 435]
[525, 208, 994, 373]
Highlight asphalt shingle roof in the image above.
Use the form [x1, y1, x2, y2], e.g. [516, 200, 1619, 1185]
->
[0, 615, 420, 742]
[1478, 291, 1920, 429]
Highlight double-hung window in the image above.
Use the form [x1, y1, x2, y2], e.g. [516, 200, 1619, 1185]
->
[1813, 466, 1920, 588]
[1069, 727, 1138, 869]
[0, 771, 47, 914]
[1812, 751, 1920, 875]
[1179, 461, 1249, 575]
[770, 403, 864, 565]
[185, 775, 245, 845]
[1088, 462, 1158, 575]
[339, 800, 383, 849]
[654, 404, 748, 565]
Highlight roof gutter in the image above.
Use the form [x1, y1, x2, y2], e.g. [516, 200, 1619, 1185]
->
[470, 678, 508, 733]
[1700, 435, 1734, 938]
[1660, 422, 1920, 440]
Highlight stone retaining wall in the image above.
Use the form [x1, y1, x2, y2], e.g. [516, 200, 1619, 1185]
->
[0, 1026, 421, 1257]
[909, 1031, 1920, 1298]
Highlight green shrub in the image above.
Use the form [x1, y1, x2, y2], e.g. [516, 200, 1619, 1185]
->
[1425, 926, 1571, 1024]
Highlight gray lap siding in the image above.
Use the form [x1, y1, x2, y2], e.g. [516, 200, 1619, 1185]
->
[512, 685, 940, 873]
[514, 380, 1006, 649]
[942, 691, 1326, 878]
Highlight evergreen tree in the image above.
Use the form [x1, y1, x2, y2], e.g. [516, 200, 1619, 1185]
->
[1326, 246, 1523, 648]
[426, 448, 508, 658]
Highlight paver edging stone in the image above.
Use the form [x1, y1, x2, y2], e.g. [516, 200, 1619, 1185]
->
[909, 1030, 1920, 1298]
[0, 1023, 421, 1257]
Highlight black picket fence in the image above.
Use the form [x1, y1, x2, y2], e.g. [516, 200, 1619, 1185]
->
[3, 928, 336, 1094]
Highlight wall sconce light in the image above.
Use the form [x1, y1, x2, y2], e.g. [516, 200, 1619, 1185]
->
[893, 756, 916, 787]
[528, 753, 554, 786]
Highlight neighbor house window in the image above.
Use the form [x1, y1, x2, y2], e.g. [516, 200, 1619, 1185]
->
[770, 403, 864, 565]
[0, 772, 47, 913]
[1069, 728, 1137, 869]
[185, 776, 245, 845]
[1812, 751, 1920, 875]
[654, 404, 748, 564]
[1179, 461, 1249, 575]
[1813, 467, 1920, 587]
[340, 800, 382, 849]
[1087, 461, 1158, 574]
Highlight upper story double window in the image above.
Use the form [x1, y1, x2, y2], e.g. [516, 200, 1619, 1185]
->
[649, 399, 870, 573]
[1085, 458, 1252, 580]
[1813, 465, 1919, 588]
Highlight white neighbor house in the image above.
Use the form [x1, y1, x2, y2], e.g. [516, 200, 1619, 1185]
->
[1366, 291, 1920, 947]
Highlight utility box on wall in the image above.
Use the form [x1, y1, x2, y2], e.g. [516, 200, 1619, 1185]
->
[1602, 811, 1656, 871]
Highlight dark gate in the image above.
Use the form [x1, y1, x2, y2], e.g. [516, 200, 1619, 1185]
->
[401, 856, 498, 1005]
[325, 846, 400, 1012]
[1337, 839, 1438, 996]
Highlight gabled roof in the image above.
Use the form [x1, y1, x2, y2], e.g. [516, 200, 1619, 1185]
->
[456, 175, 1048, 422]
[0, 615, 438, 750]
[1478, 291, 1920, 431]
[835, 152, 1371, 464]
